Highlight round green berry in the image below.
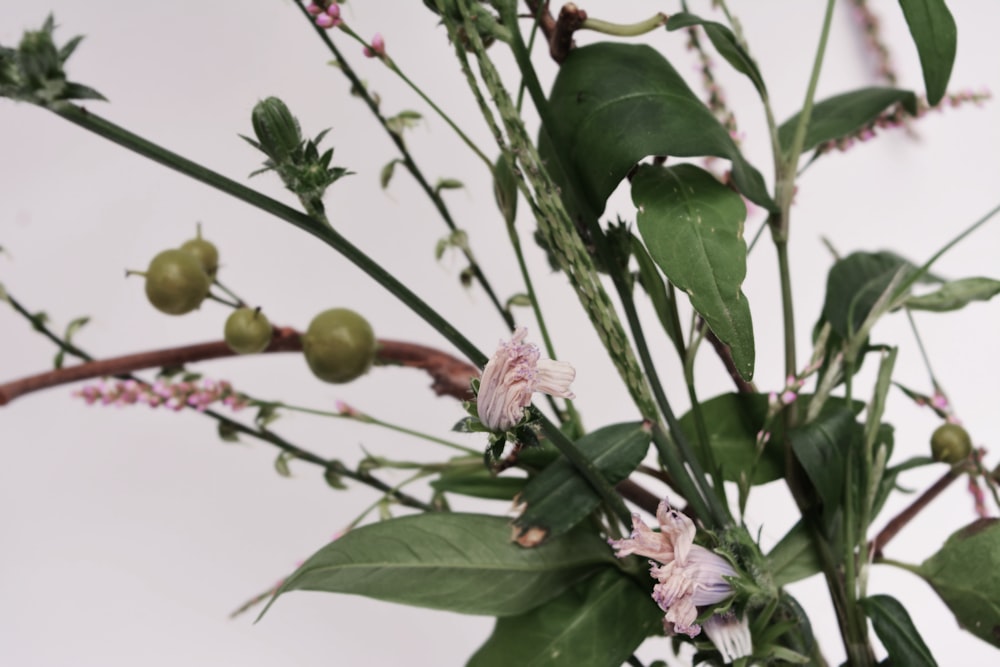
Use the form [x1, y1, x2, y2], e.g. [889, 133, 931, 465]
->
[144, 249, 211, 315]
[931, 423, 972, 464]
[302, 308, 376, 384]
[224, 307, 273, 354]
[180, 237, 219, 278]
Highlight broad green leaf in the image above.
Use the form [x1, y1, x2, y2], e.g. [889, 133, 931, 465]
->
[262, 514, 615, 618]
[467, 569, 660, 667]
[821, 251, 937, 338]
[540, 42, 774, 222]
[633, 164, 754, 379]
[666, 13, 766, 96]
[513, 422, 651, 546]
[778, 88, 917, 154]
[917, 518, 1000, 647]
[861, 594, 937, 666]
[790, 409, 860, 519]
[897, 0, 957, 106]
[767, 520, 822, 586]
[905, 277, 1000, 312]
[679, 393, 864, 486]
[431, 467, 526, 501]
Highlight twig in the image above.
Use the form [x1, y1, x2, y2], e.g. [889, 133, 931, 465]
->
[0, 329, 478, 405]
[870, 469, 961, 558]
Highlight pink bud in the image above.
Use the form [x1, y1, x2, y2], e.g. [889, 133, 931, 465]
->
[316, 13, 336, 29]
[306, 3, 323, 15]
[326, 3, 341, 19]
[364, 33, 386, 58]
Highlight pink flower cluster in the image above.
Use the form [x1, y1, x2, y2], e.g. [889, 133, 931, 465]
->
[817, 89, 992, 154]
[74, 378, 248, 412]
[307, 2, 342, 29]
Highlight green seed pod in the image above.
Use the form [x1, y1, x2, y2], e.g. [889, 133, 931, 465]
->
[302, 308, 376, 384]
[224, 307, 273, 355]
[143, 249, 211, 315]
[180, 237, 219, 278]
[931, 423, 972, 464]
[251, 96, 302, 163]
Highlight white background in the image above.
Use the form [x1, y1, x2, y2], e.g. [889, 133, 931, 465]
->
[1, 1, 998, 665]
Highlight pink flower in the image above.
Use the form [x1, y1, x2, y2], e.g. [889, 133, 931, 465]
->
[609, 500, 736, 637]
[476, 327, 575, 432]
[363, 33, 386, 58]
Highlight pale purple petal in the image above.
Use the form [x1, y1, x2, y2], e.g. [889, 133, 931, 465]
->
[704, 612, 753, 664]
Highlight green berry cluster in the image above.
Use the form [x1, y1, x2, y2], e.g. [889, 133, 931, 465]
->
[137, 227, 375, 384]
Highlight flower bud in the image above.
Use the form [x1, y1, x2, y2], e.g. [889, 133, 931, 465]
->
[251, 97, 302, 163]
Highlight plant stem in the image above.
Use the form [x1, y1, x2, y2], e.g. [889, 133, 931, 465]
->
[46, 102, 488, 368]
[269, 401, 479, 455]
[4, 291, 434, 511]
[291, 0, 513, 330]
[582, 14, 667, 38]
[871, 468, 961, 557]
[0, 331, 479, 405]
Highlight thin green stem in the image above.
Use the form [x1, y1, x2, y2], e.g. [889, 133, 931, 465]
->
[335, 24, 493, 170]
[291, 0, 513, 330]
[780, 0, 838, 198]
[46, 102, 488, 368]
[581, 14, 667, 38]
[206, 292, 242, 309]
[268, 401, 479, 455]
[212, 278, 248, 308]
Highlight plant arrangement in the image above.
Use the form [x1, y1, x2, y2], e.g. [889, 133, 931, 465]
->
[2, 1, 998, 665]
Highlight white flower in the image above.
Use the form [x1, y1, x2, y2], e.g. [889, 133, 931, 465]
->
[704, 612, 753, 664]
[476, 327, 575, 431]
[609, 499, 736, 637]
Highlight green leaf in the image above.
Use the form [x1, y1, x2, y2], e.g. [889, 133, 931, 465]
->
[540, 42, 774, 221]
[666, 13, 766, 96]
[917, 518, 1000, 647]
[274, 451, 293, 478]
[778, 88, 918, 154]
[897, 0, 957, 106]
[821, 251, 935, 338]
[905, 277, 1000, 312]
[435, 178, 465, 192]
[861, 594, 937, 666]
[431, 467, 526, 501]
[633, 164, 754, 379]
[467, 569, 660, 667]
[512, 422, 651, 546]
[679, 393, 864, 486]
[261, 513, 615, 618]
[767, 520, 822, 586]
[217, 420, 240, 443]
[790, 408, 860, 518]
[380, 159, 398, 189]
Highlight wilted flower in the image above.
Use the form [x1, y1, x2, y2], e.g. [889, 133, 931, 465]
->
[609, 500, 736, 637]
[476, 327, 575, 432]
[703, 612, 753, 663]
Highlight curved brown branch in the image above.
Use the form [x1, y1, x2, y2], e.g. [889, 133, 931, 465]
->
[0, 328, 480, 406]
[524, 1, 585, 63]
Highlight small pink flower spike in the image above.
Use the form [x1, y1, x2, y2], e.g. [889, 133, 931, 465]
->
[364, 33, 386, 58]
[306, 3, 323, 16]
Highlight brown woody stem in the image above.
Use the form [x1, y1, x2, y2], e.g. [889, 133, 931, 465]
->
[0, 329, 478, 406]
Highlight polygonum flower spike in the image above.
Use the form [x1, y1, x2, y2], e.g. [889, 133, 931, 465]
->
[609, 499, 736, 637]
[476, 326, 575, 432]
[363, 33, 385, 58]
